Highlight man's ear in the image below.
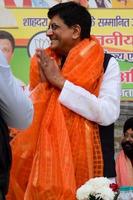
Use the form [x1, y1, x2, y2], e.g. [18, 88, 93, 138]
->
[72, 24, 81, 39]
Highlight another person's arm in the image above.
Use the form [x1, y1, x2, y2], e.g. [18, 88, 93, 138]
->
[0, 50, 34, 129]
[59, 57, 121, 126]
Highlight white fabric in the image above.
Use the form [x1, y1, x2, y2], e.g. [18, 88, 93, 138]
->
[59, 57, 121, 126]
[0, 50, 33, 129]
[15, 77, 30, 96]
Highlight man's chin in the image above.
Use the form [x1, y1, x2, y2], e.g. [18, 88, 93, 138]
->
[50, 46, 61, 54]
[50, 44, 58, 50]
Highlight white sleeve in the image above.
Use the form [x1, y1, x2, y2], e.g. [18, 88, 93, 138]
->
[0, 50, 34, 129]
[59, 57, 121, 126]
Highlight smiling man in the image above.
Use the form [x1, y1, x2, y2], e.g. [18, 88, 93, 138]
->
[8, 2, 110, 200]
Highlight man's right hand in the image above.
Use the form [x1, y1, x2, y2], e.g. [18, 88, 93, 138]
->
[35, 48, 65, 90]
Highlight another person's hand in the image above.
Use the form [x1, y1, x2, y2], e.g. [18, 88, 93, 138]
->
[35, 48, 65, 89]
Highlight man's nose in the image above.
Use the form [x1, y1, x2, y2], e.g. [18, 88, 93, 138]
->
[46, 28, 53, 36]
[126, 135, 131, 141]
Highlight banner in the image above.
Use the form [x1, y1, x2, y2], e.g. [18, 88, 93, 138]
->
[0, 6, 132, 100]
[90, 9, 133, 101]
[1, 0, 133, 8]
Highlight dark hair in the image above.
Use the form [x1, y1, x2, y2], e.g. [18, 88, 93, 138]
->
[123, 117, 133, 133]
[0, 30, 15, 52]
[48, 2, 92, 39]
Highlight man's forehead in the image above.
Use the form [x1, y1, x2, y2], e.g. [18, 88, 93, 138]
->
[0, 39, 11, 45]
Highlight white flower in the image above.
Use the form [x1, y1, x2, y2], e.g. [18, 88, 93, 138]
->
[86, 177, 110, 188]
[76, 184, 92, 200]
[95, 187, 115, 200]
[76, 177, 116, 200]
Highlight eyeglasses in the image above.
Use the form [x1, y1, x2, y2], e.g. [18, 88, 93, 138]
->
[48, 23, 61, 31]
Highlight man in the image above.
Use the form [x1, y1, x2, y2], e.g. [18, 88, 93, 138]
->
[7, 2, 116, 199]
[0, 32, 33, 199]
[37, 1, 120, 182]
[56, 0, 120, 182]
[0, 30, 29, 94]
[0, 30, 32, 127]
[116, 117, 133, 187]
[37, 0, 120, 184]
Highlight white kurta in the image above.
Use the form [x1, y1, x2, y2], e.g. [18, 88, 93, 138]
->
[59, 57, 121, 126]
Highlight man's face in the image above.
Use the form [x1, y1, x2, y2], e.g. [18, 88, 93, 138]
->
[121, 128, 133, 160]
[0, 39, 13, 63]
[47, 15, 77, 55]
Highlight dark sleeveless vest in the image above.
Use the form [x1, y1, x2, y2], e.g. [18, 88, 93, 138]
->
[99, 53, 116, 178]
[0, 112, 12, 194]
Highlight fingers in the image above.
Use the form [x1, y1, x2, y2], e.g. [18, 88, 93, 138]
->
[39, 66, 47, 82]
[35, 49, 48, 66]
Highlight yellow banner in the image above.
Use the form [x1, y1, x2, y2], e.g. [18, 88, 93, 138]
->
[0, 7, 132, 100]
[0, 8, 132, 53]
[90, 9, 133, 52]
[0, 8, 49, 39]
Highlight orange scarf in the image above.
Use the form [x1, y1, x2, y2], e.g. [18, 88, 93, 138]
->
[116, 150, 133, 187]
[7, 37, 104, 200]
